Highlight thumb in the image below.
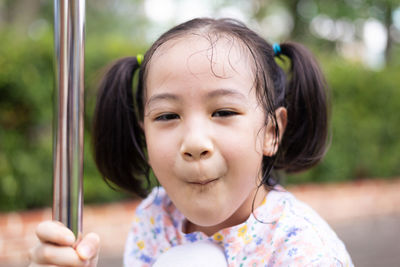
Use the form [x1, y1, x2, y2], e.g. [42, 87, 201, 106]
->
[76, 232, 100, 261]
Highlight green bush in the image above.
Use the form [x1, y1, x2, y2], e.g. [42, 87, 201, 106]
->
[1, 28, 400, 211]
[286, 57, 400, 184]
[0, 29, 146, 211]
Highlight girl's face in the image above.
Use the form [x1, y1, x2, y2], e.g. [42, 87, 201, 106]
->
[143, 35, 276, 236]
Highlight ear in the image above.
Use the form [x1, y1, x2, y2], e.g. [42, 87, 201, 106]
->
[263, 107, 287, 157]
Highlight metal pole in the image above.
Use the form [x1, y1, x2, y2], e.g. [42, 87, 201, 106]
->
[53, 0, 85, 237]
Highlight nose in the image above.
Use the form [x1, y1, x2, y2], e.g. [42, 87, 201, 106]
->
[180, 123, 214, 161]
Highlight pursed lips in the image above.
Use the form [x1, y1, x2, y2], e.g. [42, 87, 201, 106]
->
[188, 177, 219, 185]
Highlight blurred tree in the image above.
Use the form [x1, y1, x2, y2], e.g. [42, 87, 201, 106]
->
[315, 0, 397, 65]
[0, 0, 42, 29]
[0, 0, 148, 211]
[248, 0, 399, 66]
[1, 0, 399, 211]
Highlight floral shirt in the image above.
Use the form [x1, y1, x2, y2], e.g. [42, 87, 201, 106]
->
[124, 187, 353, 267]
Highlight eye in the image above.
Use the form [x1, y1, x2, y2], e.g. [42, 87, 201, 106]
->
[212, 110, 239, 117]
[155, 113, 180, 121]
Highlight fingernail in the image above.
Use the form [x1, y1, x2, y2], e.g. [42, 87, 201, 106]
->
[65, 235, 75, 244]
[78, 245, 91, 259]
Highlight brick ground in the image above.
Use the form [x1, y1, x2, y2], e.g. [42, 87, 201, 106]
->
[1, 178, 399, 266]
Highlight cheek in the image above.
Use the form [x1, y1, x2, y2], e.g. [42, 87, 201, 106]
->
[221, 118, 265, 157]
[220, 125, 265, 174]
[144, 126, 177, 170]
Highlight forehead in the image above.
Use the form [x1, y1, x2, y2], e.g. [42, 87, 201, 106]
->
[145, 34, 255, 95]
[152, 33, 251, 65]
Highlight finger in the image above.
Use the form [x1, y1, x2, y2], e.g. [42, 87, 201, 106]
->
[76, 232, 101, 260]
[29, 243, 88, 266]
[36, 220, 76, 246]
[28, 263, 58, 267]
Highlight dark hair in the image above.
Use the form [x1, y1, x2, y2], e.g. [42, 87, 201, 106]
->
[92, 18, 329, 197]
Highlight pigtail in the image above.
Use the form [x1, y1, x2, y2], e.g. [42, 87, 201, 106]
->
[92, 57, 149, 197]
[274, 42, 330, 173]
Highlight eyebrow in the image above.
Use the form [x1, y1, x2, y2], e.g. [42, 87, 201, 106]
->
[206, 88, 246, 100]
[146, 88, 246, 108]
[146, 93, 180, 108]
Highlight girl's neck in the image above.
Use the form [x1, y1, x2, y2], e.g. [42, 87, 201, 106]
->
[183, 186, 268, 237]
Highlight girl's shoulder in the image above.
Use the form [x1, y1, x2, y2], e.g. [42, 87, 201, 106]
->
[124, 187, 183, 266]
[134, 187, 182, 226]
[258, 187, 340, 245]
[256, 186, 328, 224]
[136, 187, 170, 213]
[253, 187, 353, 266]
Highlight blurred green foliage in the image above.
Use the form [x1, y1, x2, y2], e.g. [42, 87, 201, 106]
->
[1, 0, 399, 211]
[0, 28, 147, 211]
[286, 55, 400, 184]
[1, 27, 399, 211]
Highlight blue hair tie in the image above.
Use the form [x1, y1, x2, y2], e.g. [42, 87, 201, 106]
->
[272, 43, 281, 56]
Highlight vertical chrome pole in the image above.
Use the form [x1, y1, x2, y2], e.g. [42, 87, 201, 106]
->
[53, 0, 85, 237]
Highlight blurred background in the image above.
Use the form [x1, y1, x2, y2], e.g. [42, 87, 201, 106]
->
[0, 0, 400, 266]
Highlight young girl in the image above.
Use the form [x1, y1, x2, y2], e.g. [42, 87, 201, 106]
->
[30, 18, 353, 266]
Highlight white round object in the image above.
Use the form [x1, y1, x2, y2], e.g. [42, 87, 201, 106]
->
[152, 240, 228, 267]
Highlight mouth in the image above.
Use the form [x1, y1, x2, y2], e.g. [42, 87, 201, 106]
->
[188, 178, 219, 186]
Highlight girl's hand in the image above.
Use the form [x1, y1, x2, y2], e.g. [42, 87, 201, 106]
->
[29, 220, 100, 267]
